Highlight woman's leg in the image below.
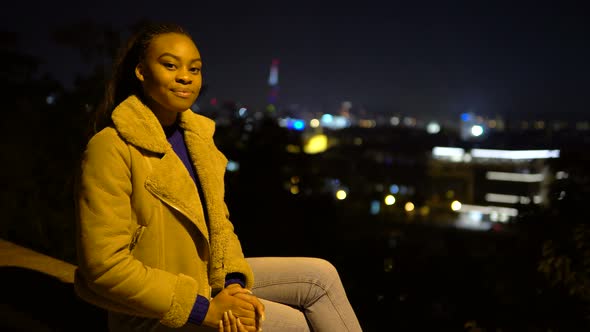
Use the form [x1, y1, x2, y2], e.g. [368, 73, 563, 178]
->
[256, 298, 311, 332]
[247, 257, 362, 332]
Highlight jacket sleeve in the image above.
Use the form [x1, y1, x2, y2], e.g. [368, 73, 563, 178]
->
[220, 201, 254, 289]
[74, 129, 198, 328]
[213, 146, 254, 289]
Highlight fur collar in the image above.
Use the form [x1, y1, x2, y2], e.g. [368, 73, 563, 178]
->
[111, 95, 215, 154]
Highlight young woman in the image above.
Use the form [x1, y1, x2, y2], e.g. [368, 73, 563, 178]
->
[74, 22, 362, 332]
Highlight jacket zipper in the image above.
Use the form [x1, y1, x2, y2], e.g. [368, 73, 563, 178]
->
[143, 154, 211, 298]
[144, 155, 209, 245]
[143, 156, 191, 222]
[149, 189, 193, 224]
[129, 225, 145, 251]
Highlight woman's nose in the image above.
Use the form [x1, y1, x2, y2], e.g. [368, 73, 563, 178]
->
[176, 69, 192, 84]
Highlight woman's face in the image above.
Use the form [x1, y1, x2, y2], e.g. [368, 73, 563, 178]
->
[135, 33, 202, 125]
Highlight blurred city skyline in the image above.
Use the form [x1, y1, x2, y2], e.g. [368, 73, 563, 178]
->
[1, 1, 588, 123]
[2, 4, 590, 328]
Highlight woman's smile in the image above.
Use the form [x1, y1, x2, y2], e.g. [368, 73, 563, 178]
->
[171, 89, 193, 98]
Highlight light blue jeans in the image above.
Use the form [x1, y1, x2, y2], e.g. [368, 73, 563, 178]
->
[108, 257, 362, 331]
[247, 257, 362, 331]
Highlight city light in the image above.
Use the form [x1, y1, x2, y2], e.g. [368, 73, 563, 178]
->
[320, 114, 350, 129]
[432, 147, 465, 162]
[336, 190, 347, 200]
[310, 119, 320, 128]
[268, 58, 279, 86]
[370, 200, 380, 215]
[46, 94, 56, 105]
[471, 125, 484, 137]
[433, 147, 560, 162]
[426, 122, 441, 134]
[403, 117, 417, 127]
[484, 193, 521, 204]
[455, 212, 492, 231]
[359, 119, 377, 128]
[451, 200, 462, 211]
[389, 184, 399, 194]
[226, 160, 240, 172]
[555, 171, 569, 179]
[279, 117, 306, 131]
[485, 193, 543, 205]
[303, 134, 328, 154]
[404, 202, 415, 212]
[459, 204, 518, 217]
[294, 121, 305, 130]
[384, 195, 396, 205]
[486, 171, 545, 182]
[471, 149, 560, 160]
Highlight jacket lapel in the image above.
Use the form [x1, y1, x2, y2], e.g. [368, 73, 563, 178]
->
[183, 131, 226, 238]
[144, 151, 210, 243]
[180, 111, 229, 270]
[112, 95, 211, 243]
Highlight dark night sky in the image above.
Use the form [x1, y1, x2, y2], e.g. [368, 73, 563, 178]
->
[2, 1, 588, 122]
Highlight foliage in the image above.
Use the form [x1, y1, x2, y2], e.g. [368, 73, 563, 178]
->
[538, 225, 590, 318]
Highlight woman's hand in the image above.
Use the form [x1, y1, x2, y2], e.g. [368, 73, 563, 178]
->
[203, 286, 256, 329]
[223, 284, 264, 331]
[218, 310, 249, 332]
[233, 292, 265, 331]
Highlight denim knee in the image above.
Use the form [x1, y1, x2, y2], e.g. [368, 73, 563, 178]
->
[297, 258, 340, 297]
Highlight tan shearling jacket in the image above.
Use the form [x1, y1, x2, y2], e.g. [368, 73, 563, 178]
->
[74, 95, 253, 328]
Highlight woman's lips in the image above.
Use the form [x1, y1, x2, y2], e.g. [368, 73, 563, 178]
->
[172, 90, 192, 98]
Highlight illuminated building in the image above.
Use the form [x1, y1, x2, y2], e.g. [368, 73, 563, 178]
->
[429, 146, 559, 228]
[266, 58, 280, 114]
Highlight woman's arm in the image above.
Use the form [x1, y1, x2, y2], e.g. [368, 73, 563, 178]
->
[74, 129, 199, 328]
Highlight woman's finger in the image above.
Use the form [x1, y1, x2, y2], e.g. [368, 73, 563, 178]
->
[232, 306, 256, 321]
[225, 286, 254, 296]
[223, 311, 231, 332]
[233, 293, 265, 329]
[228, 310, 238, 332]
[234, 316, 256, 327]
[237, 317, 251, 332]
[234, 294, 264, 314]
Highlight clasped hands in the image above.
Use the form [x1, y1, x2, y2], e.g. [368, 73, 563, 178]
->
[203, 283, 265, 332]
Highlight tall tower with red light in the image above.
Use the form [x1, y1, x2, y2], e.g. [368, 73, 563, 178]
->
[266, 58, 280, 113]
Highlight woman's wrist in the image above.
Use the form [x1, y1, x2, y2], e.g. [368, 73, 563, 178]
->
[187, 295, 210, 326]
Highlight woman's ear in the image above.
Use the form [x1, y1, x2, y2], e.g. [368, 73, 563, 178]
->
[135, 64, 145, 82]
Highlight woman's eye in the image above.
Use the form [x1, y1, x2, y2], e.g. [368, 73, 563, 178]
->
[190, 68, 201, 74]
[163, 63, 176, 69]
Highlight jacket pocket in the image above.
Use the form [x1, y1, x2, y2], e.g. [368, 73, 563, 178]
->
[128, 225, 146, 252]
